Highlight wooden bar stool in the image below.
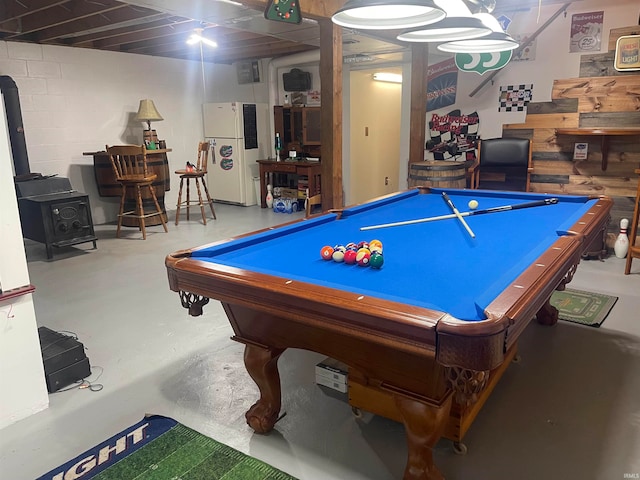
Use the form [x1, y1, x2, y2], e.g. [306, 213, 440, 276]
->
[175, 141, 216, 225]
[107, 144, 168, 239]
[625, 168, 640, 275]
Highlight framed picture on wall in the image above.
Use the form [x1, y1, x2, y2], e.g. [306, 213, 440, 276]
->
[614, 35, 640, 72]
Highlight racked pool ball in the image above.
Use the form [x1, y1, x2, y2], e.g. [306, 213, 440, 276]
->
[357, 241, 369, 251]
[369, 252, 384, 269]
[332, 249, 345, 262]
[356, 249, 371, 267]
[369, 239, 383, 250]
[345, 242, 358, 251]
[344, 249, 357, 264]
[370, 244, 383, 255]
[320, 245, 334, 260]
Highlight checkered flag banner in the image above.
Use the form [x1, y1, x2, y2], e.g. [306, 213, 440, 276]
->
[499, 84, 533, 112]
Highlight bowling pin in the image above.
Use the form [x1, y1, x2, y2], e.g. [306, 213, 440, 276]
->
[614, 218, 629, 259]
[266, 184, 274, 209]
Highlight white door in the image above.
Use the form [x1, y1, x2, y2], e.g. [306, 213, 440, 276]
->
[208, 139, 245, 204]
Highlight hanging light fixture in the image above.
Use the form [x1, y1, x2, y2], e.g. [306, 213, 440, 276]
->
[331, 0, 446, 30]
[186, 27, 217, 48]
[397, 0, 492, 43]
[437, 13, 519, 53]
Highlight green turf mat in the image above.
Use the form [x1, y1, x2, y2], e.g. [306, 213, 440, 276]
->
[38, 415, 297, 480]
[550, 288, 618, 327]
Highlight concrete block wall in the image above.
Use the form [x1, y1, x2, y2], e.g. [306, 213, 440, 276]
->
[0, 41, 269, 225]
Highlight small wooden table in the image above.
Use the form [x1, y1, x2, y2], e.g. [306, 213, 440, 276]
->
[257, 159, 321, 208]
[555, 128, 640, 171]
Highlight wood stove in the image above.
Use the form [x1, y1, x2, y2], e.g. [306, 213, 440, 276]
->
[2, 74, 97, 259]
[15, 177, 97, 259]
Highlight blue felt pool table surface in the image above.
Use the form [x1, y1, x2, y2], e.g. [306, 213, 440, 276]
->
[191, 188, 599, 322]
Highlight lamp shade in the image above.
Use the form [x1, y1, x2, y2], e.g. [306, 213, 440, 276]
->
[398, 17, 492, 42]
[135, 99, 163, 123]
[436, 13, 519, 53]
[331, 0, 446, 30]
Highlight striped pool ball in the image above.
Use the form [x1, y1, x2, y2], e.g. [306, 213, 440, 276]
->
[357, 241, 369, 251]
[370, 244, 383, 255]
[332, 249, 345, 262]
[356, 249, 371, 267]
[369, 239, 383, 250]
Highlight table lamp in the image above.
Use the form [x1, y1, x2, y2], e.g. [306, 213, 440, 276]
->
[135, 99, 163, 149]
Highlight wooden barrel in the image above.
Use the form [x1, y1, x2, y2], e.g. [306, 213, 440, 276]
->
[90, 151, 170, 226]
[408, 161, 468, 189]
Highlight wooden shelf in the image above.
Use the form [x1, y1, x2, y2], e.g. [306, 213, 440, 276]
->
[555, 127, 640, 171]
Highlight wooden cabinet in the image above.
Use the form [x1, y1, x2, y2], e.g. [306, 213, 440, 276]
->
[274, 106, 321, 160]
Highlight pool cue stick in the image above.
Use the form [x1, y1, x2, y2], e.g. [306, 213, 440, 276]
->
[441, 192, 475, 238]
[360, 198, 559, 231]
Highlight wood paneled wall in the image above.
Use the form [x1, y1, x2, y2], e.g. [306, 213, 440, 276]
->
[502, 27, 640, 247]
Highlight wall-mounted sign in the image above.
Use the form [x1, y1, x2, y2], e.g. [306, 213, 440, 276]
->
[574, 143, 589, 160]
[455, 51, 512, 75]
[614, 35, 640, 72]
[499, 84, 533, 112]
[426, 58, 458, 112]
[569, 11, 603, 53]
[427, 109, 479, 162]
[513, 34, 536, 62]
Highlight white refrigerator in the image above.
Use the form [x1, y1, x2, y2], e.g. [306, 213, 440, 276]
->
[203, 102, 270, 206]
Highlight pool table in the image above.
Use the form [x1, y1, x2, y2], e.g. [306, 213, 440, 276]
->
[166, 187, 612, 480]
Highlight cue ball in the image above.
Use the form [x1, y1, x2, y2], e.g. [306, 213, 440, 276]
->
[468, 200, 479, 210]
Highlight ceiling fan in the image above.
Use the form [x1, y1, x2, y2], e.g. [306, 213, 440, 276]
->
[186, 27, 217, 48]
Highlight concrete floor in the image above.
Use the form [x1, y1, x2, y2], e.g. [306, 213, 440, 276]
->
[1, 203, 639, 480]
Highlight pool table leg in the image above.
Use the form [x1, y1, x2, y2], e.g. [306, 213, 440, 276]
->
[243, 343, 285, 434]
[536, 298, 559, 326]
[537, 262, 579, 326]
[395, 392, 453, 480]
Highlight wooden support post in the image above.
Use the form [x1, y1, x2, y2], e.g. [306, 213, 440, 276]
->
[409, 44, 429, 166]
[319, 18, 343, 210]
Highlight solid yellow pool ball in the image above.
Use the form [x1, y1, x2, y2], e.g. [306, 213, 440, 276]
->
[468, 200, 479, 210]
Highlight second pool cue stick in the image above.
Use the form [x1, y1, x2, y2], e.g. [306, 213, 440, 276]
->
[441, 192, 475, 238]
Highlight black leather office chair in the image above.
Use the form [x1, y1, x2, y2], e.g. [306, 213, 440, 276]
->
[470, 137, 533, 191]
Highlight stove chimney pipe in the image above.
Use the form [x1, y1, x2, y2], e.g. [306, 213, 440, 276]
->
[0, 75, 30, 176]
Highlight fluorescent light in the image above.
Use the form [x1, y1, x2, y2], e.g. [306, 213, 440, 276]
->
[372, 72, 403, 83]
[343, 54, 375, 64]
[332, 0, 445, 30]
